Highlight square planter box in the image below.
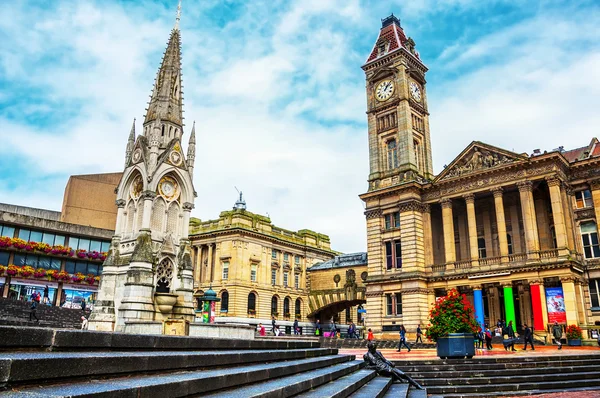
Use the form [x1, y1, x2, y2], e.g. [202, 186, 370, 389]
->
[568, 339, 582, 346]
[436, 333, 475, 359]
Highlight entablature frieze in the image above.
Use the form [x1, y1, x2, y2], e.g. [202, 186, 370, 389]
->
[574, 208, 596, 221]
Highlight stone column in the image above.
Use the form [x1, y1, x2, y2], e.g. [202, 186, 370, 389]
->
[517, 181, 540, 259]
[115, 199, 126, 235]
[546, 176, 568, 255]
[560, 276, 579, 325]
[464, 194, 479, 266]
[491, 187, 509, 262]
[440, 198, 456, 266]
[591, 180, 600, 232]
[182, 202, 193, 239]
[560, 183, 576, 253]
[207, 243, 214, 283]
[529, 280, 545, 331]
[473, 285, 485, 328]
[502, 283, 516, 328]
[140, 191, 156, 229]
[574, 279, 588, 326]
[422, 205, 434, 267]
[427, 288, 436, 310]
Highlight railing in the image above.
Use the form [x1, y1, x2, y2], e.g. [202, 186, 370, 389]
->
[432, 264, 446, 272]
[540, 249, 559, 259]
[508, 253, 527, 262]
[479, 256, 502, 267]
[455, 260, 471, 269]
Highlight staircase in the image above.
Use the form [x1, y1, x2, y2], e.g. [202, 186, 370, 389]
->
[0, 326, 424, 397]
[0, 297, 88, 328]
[321, 337, 435, 349]
[396, 354, 600, 397]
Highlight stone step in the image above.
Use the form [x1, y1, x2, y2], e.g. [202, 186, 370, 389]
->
[382, 382, 409, 397]
[294, 368, 376, 398]
[348, 376, 393, 398]
[204, 361, 366, 398]
[0, 348, 337, 386]
[406, 387, 428, 398]
[441, 385, 600, 398]
[0, 326, 320, 351]
[394, 353, 600, 365]
[424, 376, 600, 395]
[397, 357, 600, 372]
[3, 354, 355, 397]
[419, 370, 600, 387]
[405, 362, 599, 377]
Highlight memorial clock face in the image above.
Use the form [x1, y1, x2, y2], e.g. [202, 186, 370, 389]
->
[132, 148, 142, 163]
[409, 82, 422, 101]
[375, 80, 395, 101]
[157, 175, 180, 201]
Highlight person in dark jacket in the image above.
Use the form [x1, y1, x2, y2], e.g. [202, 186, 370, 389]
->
[485, 327, 493, 350]
[396, 325, 411, 352]
[522, 323, 535, 351]
[29, 299, 39, 322]
[552, 321, 563, 350]
[293, 318, 299, 335]
[503, 320, 517, 352]
[415, 325, 423, 343]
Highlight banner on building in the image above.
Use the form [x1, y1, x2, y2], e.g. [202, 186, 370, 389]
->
[545, 287, 567, 324]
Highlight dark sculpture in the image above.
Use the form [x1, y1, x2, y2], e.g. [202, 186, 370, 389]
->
[363, 341, 424, 390]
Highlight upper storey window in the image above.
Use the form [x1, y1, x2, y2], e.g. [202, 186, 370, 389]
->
[384, 212, 400, 230]
[387, 139, 399, 170]
[581, 222, 600, 259]
[576, 190, 593, 208]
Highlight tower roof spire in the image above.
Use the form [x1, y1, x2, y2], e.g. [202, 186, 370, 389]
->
[143, 2, 183, 130]
[174, 0, 182, 31]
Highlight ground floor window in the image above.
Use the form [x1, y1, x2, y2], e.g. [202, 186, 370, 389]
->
[589, 279, 600, 309]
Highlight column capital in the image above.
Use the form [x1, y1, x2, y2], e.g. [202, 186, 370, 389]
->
[472, 285, 482, 291]
[491, 186, 504, 198]
[422, 203, 431, 214]
[517, 180, 533, 192]
[440, 198, 453, 209]
[545, 176, 561, 187]
[140, 190, 157, 200]
[463, 193, 475, 204]
[560, 276, 577, 284]
[182, 202, 194, 211]
[501, 282, 514, 289]
[528, 279, 543, 286]
[115, 199, 126, 208]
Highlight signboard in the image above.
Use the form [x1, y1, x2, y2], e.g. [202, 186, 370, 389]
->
[202, 301, 210, 323]
[545, 287, 567, 324]
[10, 279, 58, 289]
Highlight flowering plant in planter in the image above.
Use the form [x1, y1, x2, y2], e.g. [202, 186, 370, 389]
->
[94, 276, 101, 283]
[85, 274, 98, 285]
[71, 272, 85, 283]
[46, 270, 58, 280]
[34, 268, 47, 278]
[50, 245, 73, 256]
[100, 252, 107, 261]
[566, 324, 583, 340]
[87, 251, 100, 260]
[32, 242, 52, 253]
[20, 266, 35, 277]
[7, 265, 19, 276]
[0, 236, 11, 248]
[11, 238, 28, 250]
[0, 265, 5, 275]
[55, 271, 71, 281]
[75, 249, 87, 259]
[425, 288, 480, 342]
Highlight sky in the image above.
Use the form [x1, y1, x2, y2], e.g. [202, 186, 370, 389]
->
[0, 0, 599, 253]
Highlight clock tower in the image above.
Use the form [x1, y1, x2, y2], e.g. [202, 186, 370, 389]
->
[363, 14, 433, 191]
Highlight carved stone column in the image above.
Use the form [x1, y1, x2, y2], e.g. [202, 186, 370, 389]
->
[464, 194, 479, 266]
[207, 243, 214, 283]
[546, 176, 568, 255]
[491, 187, 509, 262]
[528, 279, 547, 331]
[560, 276, 579, 325]
[591, 180, 600, 232]
[440, 198, 456, 266]
[140, 190, 156, 230]
[422, 205, 434, 267]
[115, 199, 126, 235]
[517, 181, 540, 258]
[181, 202, 194, 239]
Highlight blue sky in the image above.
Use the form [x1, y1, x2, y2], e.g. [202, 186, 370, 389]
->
[0, 0, 599, 253]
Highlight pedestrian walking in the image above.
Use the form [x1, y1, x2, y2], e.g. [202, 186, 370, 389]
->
[475, 328, 485, 349]
[43, 285, 49, 305]
[81, 299, 86, 312]
[415, 324, 423, 343]
[271, 316, 277, 336]
[81, 316, 88, 330]
[367, 328, 374, 341]
[293, 318, 299, 335]
[485, 327, 493, 350]
[522, 323, 535, 350]
[330, 320, 337, 339]
[315, 320, 322, 336]
[503, 320, 517, 352]
[258, 323, 266, 336]
[552, 321, 563, 350]
[29, 299, 39, 322]
[397, 325, 411, 352]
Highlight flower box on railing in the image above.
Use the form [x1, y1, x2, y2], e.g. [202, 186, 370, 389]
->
[0, 237, 106, 261]
[2, 264, 100, 285]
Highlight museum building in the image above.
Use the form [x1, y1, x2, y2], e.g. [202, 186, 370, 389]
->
[359, 15, 600, 339]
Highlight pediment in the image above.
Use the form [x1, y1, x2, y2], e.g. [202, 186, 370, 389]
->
[368, 67, 397, 84]
[128, 136, 149, 167]
[435, 141, 528, 182]
[156, 138, 188, 171]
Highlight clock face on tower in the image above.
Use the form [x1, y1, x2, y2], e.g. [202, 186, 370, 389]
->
[409, 81, 422, 101]
[375, 80, 394, 101]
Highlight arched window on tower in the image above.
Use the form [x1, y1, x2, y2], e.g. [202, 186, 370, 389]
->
[161, 124, 165, 137]
[387, 139, 398, 170]
[414, 139, 422, 170]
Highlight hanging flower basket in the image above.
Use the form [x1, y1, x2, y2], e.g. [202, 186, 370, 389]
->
[46, 270, 58, 280]
[71, 272, 86, 283]
[6, 265, 18, 276]
[0, 237, 11, 248]
[33, 268, 47, 278]
[20, 266, 35, 278]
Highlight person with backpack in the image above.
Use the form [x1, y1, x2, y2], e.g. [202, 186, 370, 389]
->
[293, 318, 299, 335]
[314, 320, 322, 336]
[396, 325, 411, 352]
[29, 298, 39, 322]
[503, 320, 517, 352]
[552, 321, 563, 350]
[476, 328, 485, 349]
[485, 327, 493, 350]
[415, 325, 423, 343]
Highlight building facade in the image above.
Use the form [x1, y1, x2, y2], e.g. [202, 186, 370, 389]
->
[0, 203, 111, 309]
[89, 8, 197, 332]
[360, 15, 600, 339]
[190, 195, 336, 329]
